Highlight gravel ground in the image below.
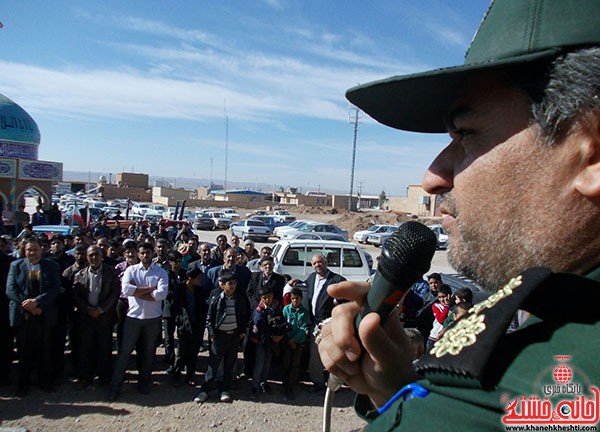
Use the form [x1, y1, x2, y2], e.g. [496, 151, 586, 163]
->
[0, 347, 366, 432]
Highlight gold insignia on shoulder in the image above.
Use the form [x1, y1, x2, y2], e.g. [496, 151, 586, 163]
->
[469, 275, 523, 315]
[430, 314, 486, 357]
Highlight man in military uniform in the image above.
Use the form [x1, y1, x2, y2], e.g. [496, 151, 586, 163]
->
[318, 0, 600, 430]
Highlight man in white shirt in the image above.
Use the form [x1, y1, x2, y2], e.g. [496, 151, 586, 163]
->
[107, 242, 168, 401]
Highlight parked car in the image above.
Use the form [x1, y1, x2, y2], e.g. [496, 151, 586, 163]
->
[203, 211, 232, 230]
[230, 219, 272, 242]
[272, 239, 373, 306]
[274, 219, 311, 238]
[149, 204, 168, 214]
[249, 215, 287, 232]
[281, 221, 348, 241]
[131, 203, 150, 216]
[285, 232, 348, 241]
[221, 208, 240, 220]
[428, 224, 449, 249]
[366, 225, 400, 247]
[353, 224, 394, 243]
[273, 209, 296, 223]
[193, 212, 216, 230]
[246, 209, 268, 218]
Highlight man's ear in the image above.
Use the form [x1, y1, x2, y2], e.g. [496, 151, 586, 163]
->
[572, 110, 600, 198]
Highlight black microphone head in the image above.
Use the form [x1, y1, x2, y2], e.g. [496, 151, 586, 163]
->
[378, 221, 437, 286]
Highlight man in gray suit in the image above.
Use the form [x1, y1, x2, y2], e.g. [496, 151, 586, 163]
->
[6, 236, 60, 396]
[71, 245, 120, 390]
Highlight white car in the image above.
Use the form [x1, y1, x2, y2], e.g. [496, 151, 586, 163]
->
[272, 239, 373, 307]
[353, 224, 394, 243]
[428, 224, 449, 249]
[221, 208, 240, 220]
[273, 209, 296, 223]
[282, 221, 348, 241]
[131, 203, 150, 216]
[367, 225, 400, 247]
[230, 219, 272, 242]
[274, 219, 312, 238]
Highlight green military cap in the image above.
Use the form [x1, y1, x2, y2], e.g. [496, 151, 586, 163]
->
[346, 0, 600, 134]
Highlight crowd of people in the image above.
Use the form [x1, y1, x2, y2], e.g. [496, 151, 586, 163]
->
[3, 214, 449, 405]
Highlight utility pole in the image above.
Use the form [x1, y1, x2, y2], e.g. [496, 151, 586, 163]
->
[348, 106, 361, 211]
[224, 103, 229, 192]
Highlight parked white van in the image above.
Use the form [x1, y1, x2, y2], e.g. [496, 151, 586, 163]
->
[272, 239, 373, 283]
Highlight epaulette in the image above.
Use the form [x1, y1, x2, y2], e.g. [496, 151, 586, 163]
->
[415, 267, 600, 388]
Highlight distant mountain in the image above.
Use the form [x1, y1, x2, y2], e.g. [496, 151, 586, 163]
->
[62, 170, 348, 195]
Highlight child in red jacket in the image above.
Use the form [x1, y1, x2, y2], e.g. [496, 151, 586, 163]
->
[426, 284, 453, 351]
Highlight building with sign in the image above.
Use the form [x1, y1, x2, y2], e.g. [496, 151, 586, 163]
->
[0, 93, 62, 210]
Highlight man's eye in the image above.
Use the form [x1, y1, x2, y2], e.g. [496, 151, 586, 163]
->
[455, 128, 474, 138]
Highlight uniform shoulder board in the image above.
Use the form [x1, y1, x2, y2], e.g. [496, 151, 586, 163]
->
[415, 267, 600, 388]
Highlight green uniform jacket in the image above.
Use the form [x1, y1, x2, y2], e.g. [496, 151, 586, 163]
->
[358, 267, 600, 431]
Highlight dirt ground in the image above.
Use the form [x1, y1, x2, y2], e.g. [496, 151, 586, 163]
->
[0, 348, 365, 432]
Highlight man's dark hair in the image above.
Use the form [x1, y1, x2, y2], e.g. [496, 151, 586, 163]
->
[454, 302, 472, 315]
[454, 287, 473, 304]
[290, 287, 303, 298]
[186, 267, 202, 280]
[73, 244, 87, 253]
[137, 241, 154, 252]
[437, 284, 452, 296]
[509, 47, 600, 144]
[218, 270, 237, 283]
[167, 251, 182, 262]
[428, 273, 442, 282]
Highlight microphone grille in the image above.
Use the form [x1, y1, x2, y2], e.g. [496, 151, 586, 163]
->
[378, 221, 437, 285]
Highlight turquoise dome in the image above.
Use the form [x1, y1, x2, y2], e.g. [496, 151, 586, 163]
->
[0, 93, 40, 160]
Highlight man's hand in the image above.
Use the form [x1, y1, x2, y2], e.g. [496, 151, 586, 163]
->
[21, 298, 38, 312]
[88, 307, 102, 319]
[133, 286, 157, 301]
[317, 280, 419, 408]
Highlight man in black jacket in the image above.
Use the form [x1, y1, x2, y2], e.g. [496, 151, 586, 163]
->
[71, 245, 120, 389]
[194, 270, 250, 403]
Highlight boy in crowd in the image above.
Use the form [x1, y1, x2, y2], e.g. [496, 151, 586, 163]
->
[249, 286, 284, 399]
[282, 287, 309, 400]
[194, 270, 249, 404]
[426, 284, 452, 351]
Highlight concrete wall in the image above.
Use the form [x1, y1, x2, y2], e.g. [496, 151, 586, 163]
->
[116, 172, 149, 189]
[101, 184, 151, 202]
[387, 185, 435, 217]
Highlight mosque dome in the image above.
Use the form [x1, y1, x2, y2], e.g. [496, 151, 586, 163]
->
[0, 93, 41, 160]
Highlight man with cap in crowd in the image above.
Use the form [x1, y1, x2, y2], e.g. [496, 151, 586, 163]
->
[317, 0, 600, 430]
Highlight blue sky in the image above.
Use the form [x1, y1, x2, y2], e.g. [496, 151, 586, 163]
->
[1, 1, 489, 196]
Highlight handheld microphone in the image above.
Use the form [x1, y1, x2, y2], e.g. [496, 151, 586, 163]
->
[355, 221, 438, 328]
[323, 222, 437, 432]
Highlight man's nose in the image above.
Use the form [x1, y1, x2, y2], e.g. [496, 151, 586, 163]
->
[422, 140, 460, 195]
